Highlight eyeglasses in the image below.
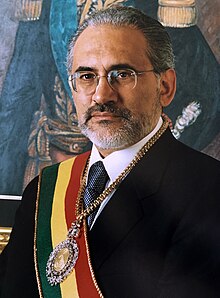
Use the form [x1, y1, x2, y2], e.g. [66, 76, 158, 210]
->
[68, 68, 155, 95]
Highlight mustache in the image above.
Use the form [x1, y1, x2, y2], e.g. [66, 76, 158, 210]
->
[83, 103, 132, 123]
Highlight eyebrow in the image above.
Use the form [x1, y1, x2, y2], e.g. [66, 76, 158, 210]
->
[108, 64, 137, 71]
[74, 64, 138, 73]
[74, 66, 95, 72]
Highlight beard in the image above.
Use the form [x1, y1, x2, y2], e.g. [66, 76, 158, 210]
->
[78, 98, 161, 150]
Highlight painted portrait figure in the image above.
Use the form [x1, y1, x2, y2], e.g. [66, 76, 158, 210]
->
[0, 0, 219, 197]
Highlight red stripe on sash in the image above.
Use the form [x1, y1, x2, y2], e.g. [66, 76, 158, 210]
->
[65, 151, 100, 297]
[65, 151, 90, 228]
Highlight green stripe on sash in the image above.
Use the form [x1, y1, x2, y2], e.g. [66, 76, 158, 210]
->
[37, 163, 61, 297]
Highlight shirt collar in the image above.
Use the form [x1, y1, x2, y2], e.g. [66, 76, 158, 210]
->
[88, 117, 163, 182]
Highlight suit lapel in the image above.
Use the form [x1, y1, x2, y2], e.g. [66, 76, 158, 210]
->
[88, 129, 173, 270]
[88, 173, 144, 270]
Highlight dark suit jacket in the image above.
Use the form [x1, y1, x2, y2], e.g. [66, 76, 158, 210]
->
[1, 129, 220, 298]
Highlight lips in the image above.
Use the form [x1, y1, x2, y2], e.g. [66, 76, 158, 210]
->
[90, 112, 120, 121]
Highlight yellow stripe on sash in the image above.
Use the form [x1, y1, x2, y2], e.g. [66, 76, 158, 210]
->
[51, 157, 79, 298]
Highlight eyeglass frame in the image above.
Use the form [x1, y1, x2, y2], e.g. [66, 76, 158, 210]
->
[68, 68, 156, 94]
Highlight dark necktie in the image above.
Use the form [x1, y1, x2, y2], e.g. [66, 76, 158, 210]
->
[83, 161, 109, 227]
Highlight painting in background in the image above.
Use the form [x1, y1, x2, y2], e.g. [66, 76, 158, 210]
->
[0, 0, 219, 196]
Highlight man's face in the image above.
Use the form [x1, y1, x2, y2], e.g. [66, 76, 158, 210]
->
[70, 25, 165, 155]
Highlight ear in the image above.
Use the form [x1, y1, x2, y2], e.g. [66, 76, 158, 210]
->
[159, 69, 176, 107]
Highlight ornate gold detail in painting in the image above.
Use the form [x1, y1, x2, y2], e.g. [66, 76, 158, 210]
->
[0, 227, 12, 254]
[77, 0, 128, 25]
[23, 75, 89, 190]
[14, 0, 43, 21]
[158, 0, 197, 28]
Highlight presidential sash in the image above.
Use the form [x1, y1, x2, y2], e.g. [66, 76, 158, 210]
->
[34, 152, 102, 298]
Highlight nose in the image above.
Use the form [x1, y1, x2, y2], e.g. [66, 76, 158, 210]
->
[92, 76, 118, 105]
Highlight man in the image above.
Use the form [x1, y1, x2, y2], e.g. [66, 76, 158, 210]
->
[0, 6, 220, 298]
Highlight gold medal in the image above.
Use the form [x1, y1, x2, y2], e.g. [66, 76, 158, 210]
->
[46, 222, 80, 286]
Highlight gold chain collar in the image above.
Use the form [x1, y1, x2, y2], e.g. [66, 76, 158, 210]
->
[45, 118, 169, 287]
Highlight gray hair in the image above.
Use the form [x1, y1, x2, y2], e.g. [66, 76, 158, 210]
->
[67, 6, 175, 74]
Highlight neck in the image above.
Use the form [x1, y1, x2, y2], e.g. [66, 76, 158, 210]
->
[96, 145, 128, 158]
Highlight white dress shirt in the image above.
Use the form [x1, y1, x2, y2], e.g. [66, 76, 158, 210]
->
[87, 117, 163, 229]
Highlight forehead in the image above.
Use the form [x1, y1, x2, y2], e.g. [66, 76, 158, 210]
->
[72, 25, 151, 71]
